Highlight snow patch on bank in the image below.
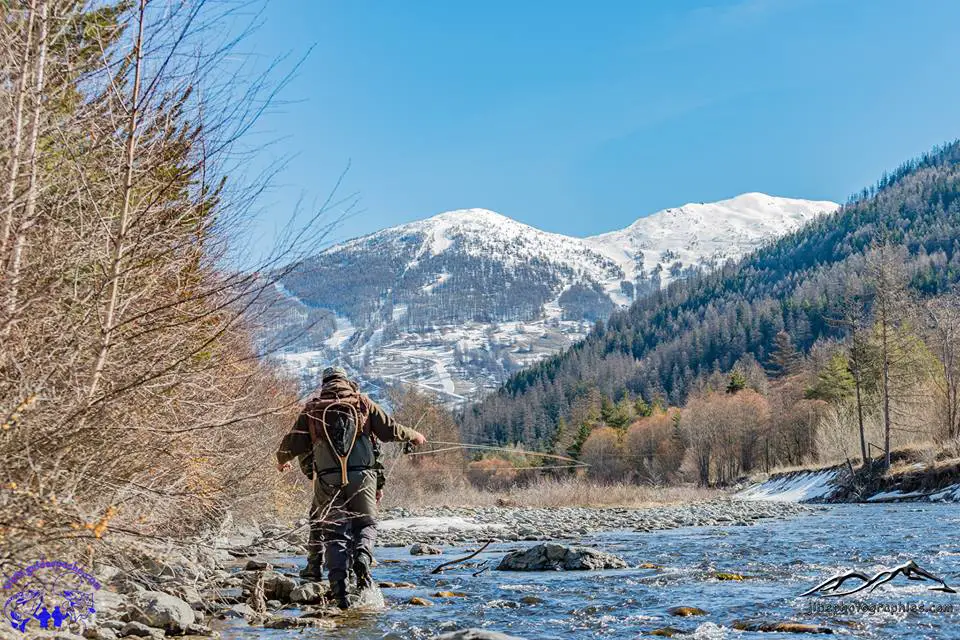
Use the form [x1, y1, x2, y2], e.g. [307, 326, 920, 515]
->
[867, 484, 960, 502]
[378, 516, 506, 534]
[930, 485, 960, 502]
[737, 469, 842, 502]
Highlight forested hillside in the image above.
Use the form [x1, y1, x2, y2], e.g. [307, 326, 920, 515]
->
[461, 142, 960, 449]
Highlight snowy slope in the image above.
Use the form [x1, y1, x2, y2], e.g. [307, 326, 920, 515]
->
[335, 208, 621, 281]
[268, 194, 839, 402]
[736, 469, 843, 502]
[586, 193, 840, 285]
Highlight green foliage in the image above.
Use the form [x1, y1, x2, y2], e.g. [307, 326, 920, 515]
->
[635, 397, 653, 418]
[567, 422, 592, 460]
[726, 369, 747, 394]
[601, 396, 635, 429]
[805, 351, 855, 404]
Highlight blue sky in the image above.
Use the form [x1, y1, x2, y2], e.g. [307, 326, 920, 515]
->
[239, 0, 960, 252]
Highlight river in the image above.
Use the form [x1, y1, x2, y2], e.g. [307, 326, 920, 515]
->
[219, 503, 960, 639]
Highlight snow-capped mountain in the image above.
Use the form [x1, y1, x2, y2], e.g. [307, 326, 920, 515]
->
[266, 194, 839, 403]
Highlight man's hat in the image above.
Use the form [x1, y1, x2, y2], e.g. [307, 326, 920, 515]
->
[322, 366, 349, 383]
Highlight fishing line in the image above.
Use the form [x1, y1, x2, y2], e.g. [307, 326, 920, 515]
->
[383, 409, 430, 483]
[403, 440, 590, 469]
[417, 441, 591, 466]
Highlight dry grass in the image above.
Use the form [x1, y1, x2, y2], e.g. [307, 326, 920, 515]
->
[382, 475, 722, 509]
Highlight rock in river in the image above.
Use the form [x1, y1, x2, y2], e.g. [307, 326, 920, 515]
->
[434, 630, 526, 640]
[411, 543, 444, 555]
[290, 581, 326, 605]
[497, 543, 627, 571]
[733, 620, 833, 634]
[241, 570, 297, 602]
[127, 591, 195, 634]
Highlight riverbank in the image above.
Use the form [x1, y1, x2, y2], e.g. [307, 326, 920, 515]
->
[379, 476, 719, 510]
[738, 454, 960, 504]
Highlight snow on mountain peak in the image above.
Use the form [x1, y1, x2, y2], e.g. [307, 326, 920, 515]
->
[585, 193, 839, 282]
[428, 207, 512, 224]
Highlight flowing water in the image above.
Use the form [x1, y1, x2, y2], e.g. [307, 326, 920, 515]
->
[220, 504, 960, 639]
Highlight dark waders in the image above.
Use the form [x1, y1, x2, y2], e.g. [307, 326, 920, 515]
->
[317, 469, 378, 606]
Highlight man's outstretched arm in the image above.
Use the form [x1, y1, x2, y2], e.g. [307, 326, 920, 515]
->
[366, 398, 426, 445]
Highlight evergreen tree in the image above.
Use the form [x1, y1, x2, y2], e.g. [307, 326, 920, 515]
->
[567, 422, 592, 460]
[805, 351, 856, 404]
[726, 369, 747, 394]
[635, 397, 653, 418]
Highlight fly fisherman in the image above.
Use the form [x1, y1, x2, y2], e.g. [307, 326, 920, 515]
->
[292, 430, 388, 582]
[276, 367, 426, 609]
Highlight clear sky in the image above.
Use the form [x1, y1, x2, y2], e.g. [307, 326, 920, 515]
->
[239, 0, 960, 252]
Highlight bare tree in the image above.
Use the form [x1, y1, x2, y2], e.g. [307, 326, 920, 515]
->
[867, 242, 912, 469]
[925, 292, 960, 442]
[0, 0, 340, 565]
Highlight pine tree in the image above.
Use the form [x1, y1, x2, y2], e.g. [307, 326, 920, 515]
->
[726, 369, 747, 394]
[548, 416, 568, 455]
[805, 351, 855, 404]
[634, 397, 652, 418]
[567, 422, 592, 460]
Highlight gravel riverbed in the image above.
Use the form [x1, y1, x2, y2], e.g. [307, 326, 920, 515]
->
[375, 499, 818, 547]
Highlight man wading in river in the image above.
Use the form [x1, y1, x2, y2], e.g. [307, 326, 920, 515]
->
[276, 367, 426, 609]
[290, 425, 389, 583]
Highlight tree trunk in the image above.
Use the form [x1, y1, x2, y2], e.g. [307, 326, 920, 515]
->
[4, 0, 47, 332]
[854, 377, 867, 465]
[881, 319, 892, 469]
[1, 0, 37, 259]
[88, 0, 146, 399]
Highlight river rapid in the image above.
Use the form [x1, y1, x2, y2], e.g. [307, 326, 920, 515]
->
[220, 503, 960, 639]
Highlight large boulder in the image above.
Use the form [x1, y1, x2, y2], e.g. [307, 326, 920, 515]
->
[289, 582, 326, 605]
[434, 630, 526, 640]
[496, 543, 627, 571]
[127, 591, 195, 634]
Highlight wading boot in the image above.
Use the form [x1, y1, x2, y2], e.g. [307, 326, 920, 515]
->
[330, 579, 350, 610]
[354, 550, 373, 592]
[299, 553, 324, 582]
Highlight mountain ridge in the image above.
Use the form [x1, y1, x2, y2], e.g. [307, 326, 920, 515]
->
[266, 192, 839, 401]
